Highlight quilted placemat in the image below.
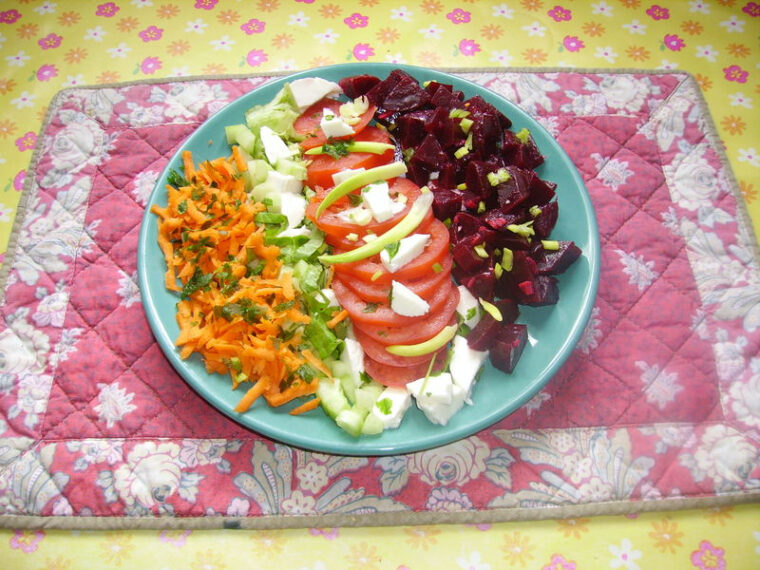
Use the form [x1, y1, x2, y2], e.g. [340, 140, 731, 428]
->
[1, 69, 759, 530]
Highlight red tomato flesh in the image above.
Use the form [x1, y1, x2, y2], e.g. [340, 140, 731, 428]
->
[305, 126, 395, 190]
[363, 351, 448, 388]
[332, 218, 450, 285]
[294, 98, 376, 150]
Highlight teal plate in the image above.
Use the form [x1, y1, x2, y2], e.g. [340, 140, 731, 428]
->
[137, 63, 600, 456]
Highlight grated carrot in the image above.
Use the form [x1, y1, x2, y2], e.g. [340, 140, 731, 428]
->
[152, 150, 329, 415]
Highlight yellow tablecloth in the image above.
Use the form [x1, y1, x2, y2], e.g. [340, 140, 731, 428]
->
[1, 1, 758, 568]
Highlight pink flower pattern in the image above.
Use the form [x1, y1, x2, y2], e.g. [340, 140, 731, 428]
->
[663, 34, 685, 51]
[690, 540, 726, 570]
[36, 64, 58, 81]
[563, 36, 585, 52]
[246, 49, 267, 67]
[723, 64, 748, 83]
[15, 131, 37, 151]
[96, 2, 120, 17]
[458, 38, 481, 56]
[548, 6, 572, 22]
[140, 56, 161, 74]
[139, 25, 163, 42]
[447, 8, 471, 24]
[241, 18, 265, 34]
[344, 12, 368, 29]
[352, 42, 374, 61]
[38, 33, 62, 50]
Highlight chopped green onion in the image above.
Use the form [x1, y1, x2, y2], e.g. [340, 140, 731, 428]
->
[494, 263, 503, 279]
[479, 298, 503, 322]
[432, 262, 443, 273]
[501, 248, 514, 271]
[542, 240, 560, 251]
[454, 146, 469, 159]
[473, 244, 489, 258]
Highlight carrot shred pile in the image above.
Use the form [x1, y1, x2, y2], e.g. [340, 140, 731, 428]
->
[151, 149, 326, 415]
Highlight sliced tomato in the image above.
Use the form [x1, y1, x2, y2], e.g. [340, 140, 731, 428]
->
[307, 177, 427, 241]
[305, 126, 395, 190]
[332, 218, 451, 285]
[363, 351, 448, 388]
[353, 326, 445, 367]
[331, 278, 453, 328]
[353, 289, 460, 347]
[338, 255, 453, 303]
[294, 98, 376, 150]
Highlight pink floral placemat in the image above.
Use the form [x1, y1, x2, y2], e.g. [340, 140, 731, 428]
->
[1, 69, 759, 530]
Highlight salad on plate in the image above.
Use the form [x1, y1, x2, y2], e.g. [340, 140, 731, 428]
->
[150, 68, 583, 439]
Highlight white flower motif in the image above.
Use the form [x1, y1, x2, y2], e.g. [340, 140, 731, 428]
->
[113, 442, 182, 508]
[33, 286, 68, 327]
[170, 66, 190, 77]
[314, 29, 339, 44]
[107, 42, 132, 58]
[492, 4, 514, 18]
[578, 306, 602, 353]
[623, 19, 647, 34]
[132, 0, 153, 7]
[658, 60, 679, 70]
[522, 21, 547, 37]
[277, 59, 296, 70]
[616, 249, 659, 291]
[592, 1, 614, 17]
[688, 0, 710, 13]
[34, 1, 57, 15]
[693, 424, 757, 484]
[210, 35, 235, 51]
[595, 46, 618, 63]
[729, 92, 753, 108]
[296, 460, 329, 493]
[226, 497, 250, 516]
[593, 154, 634, 190]
[10, 91, 36, 109]
[280, 490, 316, 515]
[0, 205, 10, 222]
[5, 50, 30, 67]
[609, 538, 642, 569]
[754, 530, 760, 555]
[289, 11, 309, 27]
[94, 382, 137, 428]
[84, 26, 106, 42]
[117, 271, 140, 308]
[385, 53, 407, 64]
[720, 16, 746, 33]
[636, 361, 683, 410]
[695, 45, 718, 62]
[185, 18, 207, 34]
[457, 551, 491, 570]
[738, 148, 760, 167]
[490, 50, 514, 66]
[524, 390, 550, 417]
[0, 32, 5, 47]
[729, 366, 760, 428]
[419, 24, 443, 39]
[390, 6, 412, 21]
[63, 75, 85, 87]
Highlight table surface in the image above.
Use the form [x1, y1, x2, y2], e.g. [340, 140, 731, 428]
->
[0, 1, 758, 568]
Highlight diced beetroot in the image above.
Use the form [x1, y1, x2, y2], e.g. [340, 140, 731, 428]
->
[451, 235, 490, 274]
[520, 135, 544, 169]
[490, 324, 528, 373]
[495, 298, 520, 323]
[478, 225, 532, 250]
[368, 69, 431, 111]
[464, 96, 512, 129]
[409, 133, 449, 171]
[431, 188, 463, 221]
[494, 250, 538, 299]
[470, 113, 505, 159]
[424, 80, 452, 96]
[406, 161, 432, 187]
[534, 241, 582, 275]
[503, 135, 544, 169]
[450, 211, 483, 243]
[532, 201, 559, 239]
[528, 176, 556, 207]
[466, 313, 501, 351]
[338, 74, 381, 99]
[483, 208, 529, 232]
[427, 106, 465, 149]
[496, 168, 533, 213]
[465, 160, 501, 198]
[431, 88, 465, 109]
[395, 110, 433, 149]
[463, 269, 496, 300]
[521, 275, 559, 306]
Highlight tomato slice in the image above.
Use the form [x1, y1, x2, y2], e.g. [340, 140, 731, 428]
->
[353, 326, 446, 367]
[363, 351, 448, 388]
[307, 177, 426, 241]
[353, 289, 460, 347]
[338, 255, 453, 303]
[294, 98, 376, 150]
[305, 126, 395, 190]
[332, 218, 451, 285]
[331, 277, 453, 328]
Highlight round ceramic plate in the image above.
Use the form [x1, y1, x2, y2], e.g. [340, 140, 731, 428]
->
[137, 63, 600, 456]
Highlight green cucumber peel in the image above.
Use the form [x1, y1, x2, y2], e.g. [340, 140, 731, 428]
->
[304, 141, 395, 156]
[314, 161, 408, 219]
[385, 324, 458, 356]
[318, 190, 433, 265]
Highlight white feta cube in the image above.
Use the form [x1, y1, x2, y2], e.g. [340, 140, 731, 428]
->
[332, 167, 365, 186]
[390, 280, 430, 317]
[380, 234, 430, 273]
[456, 284, 481, 329]
[370, 387, 412, 429]
[320, 108, 354, 138]
[259, 125, 293, 165]
[288, 77, 343, 112]
[265, 169, 302, 194]
[279, 192, 307, 229]
[449, 334, 488, 404]
[361, 181, 403, 223]
[407, 373, 468, 426]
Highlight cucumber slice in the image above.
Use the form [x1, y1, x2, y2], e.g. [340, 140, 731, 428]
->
[316, 378, 349, 420]
[335, 407, 369, 438]
[340, 375, 357, 405]
[354, 382, 384, 410]
[225, 124, 256, 156]
[360, 413, 384, 435]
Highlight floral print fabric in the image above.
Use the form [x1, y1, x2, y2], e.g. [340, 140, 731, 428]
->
[1, 71, 758, 533]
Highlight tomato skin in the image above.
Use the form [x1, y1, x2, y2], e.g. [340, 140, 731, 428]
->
[294, 98, 376, 150]
[363, 351, 447, 388]
[353, 326, 444, 367]
[305, 126, 395, 190]
[331, 277, 453, 327]
[353, 288, 460, 346]
[332, 218, 450, 285]
[338, 254, 452, 303]
[307, 177, 426, 241]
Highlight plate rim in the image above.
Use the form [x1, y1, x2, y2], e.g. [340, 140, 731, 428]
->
[137, 63, 601, 456]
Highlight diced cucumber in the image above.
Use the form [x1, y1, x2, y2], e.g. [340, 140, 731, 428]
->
[335, 407, 369, 438]
[340, 374, 357, 405]
[354, 381, 384, 410]
[247, 159, 271, 185]
[316, 378, 349, 420]
[225, 124, 256, 156]
[275, 157, 307, 180]
[361, 413, 384, 436]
